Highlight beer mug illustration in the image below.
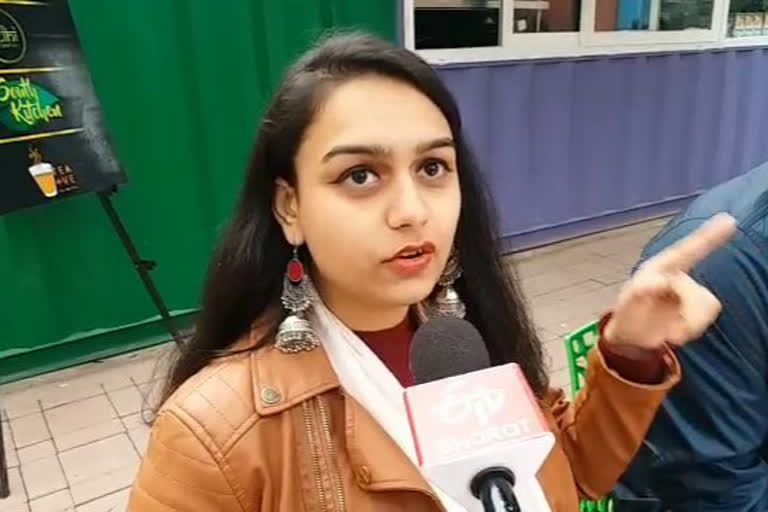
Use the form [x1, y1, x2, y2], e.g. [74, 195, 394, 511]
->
[27, 145, 57, 198]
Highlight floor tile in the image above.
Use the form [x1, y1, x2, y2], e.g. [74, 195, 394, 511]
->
[59, 435, 139, 505]
[118, 413, 144, 431]
[10, 413, 50, 448]
[17, 440, 56, 465]
[52, 419, 125, 453]
[38, 380, 104, 411]
[20, 455, 67, 499]
[93, 371, 134, 393]
[550, 366, 573, 392]
[3, 419, 19, 468]
[74, 488, 130, 512]
[1, 391, 42, 420]
[545, 338, 570, 373]
[45, 395, 118, 450]
[2, 466, 29, 511]
[125, 360, 161, 386]
[127, 424, 150, 457]
[29, 488, 75, 512]
[136, 381, 163, 408]
[106, 388, 143, 418]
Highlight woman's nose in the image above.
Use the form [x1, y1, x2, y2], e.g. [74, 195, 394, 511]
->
[386, 176, 429, 230]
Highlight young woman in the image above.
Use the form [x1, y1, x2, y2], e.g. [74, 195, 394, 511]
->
[128, 33, 734, 511]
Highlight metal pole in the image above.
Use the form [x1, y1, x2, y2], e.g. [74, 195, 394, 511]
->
[98, 188, 185, 348]
[0, 417, 9, 499]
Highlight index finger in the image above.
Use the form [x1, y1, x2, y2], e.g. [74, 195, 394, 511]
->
[645, 213, 737, 272]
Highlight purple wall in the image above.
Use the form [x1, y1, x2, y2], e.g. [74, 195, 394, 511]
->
[436, 48, 768, 250]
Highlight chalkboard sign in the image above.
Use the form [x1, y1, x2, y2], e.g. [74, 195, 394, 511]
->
[0, 0, 125, 215]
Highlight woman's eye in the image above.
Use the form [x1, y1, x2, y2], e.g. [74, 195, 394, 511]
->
[342, 168, 379, 187]
[419, 159, 449, 178]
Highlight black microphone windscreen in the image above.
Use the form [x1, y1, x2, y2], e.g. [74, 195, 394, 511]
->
[410, 317, 491, 384]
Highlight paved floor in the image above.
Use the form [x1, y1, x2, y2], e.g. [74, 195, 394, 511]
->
[0, 217, 669, 512]
[512, 217, 669, 395]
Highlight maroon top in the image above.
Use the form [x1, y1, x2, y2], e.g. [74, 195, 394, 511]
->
[356, 314, 417, 387]
[356, 313, 667, 388]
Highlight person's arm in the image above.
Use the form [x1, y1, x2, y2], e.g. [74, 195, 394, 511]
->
[621, 225, 768, 510]
[599, 314, 667, 385]
[128, 410, 249, 511]
[545, 214, 736, 500]
[544, 339, 680, 499]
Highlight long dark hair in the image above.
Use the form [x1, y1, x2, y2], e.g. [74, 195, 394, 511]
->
[162, 32, 548, 403]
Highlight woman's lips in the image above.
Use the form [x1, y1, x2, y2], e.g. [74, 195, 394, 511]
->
[385, 242, 436, 276]
[386, 242, 437, 261]
[386, 252, 434, 276]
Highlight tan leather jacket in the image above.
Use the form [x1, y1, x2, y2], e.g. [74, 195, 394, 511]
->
[128, 333, 679, 511]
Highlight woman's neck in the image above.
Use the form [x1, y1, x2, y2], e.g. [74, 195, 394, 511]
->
[314, 279, 409, 331]
[329, 300, 409, 332]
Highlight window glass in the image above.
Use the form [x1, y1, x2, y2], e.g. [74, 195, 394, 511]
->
[595, 0, 713, 31]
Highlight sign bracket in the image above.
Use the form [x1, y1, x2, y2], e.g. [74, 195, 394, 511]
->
[98, 186, 186, 350]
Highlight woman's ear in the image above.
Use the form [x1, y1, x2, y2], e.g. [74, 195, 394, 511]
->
[273, 178, 304, 246]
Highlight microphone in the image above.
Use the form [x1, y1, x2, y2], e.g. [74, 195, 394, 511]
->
[405, 317, 554, 511]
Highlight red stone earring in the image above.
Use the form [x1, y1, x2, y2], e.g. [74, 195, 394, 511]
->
[275, 245, 319, 353]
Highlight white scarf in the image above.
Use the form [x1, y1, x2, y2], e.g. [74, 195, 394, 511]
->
[309, 297, 467, 511]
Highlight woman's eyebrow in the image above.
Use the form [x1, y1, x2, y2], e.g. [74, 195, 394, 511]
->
[415, 137, 454, 154]
[322, 144, 390, 162]
[322, 137, 455, 163]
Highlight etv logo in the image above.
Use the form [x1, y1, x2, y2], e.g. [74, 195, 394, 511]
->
[432, 380, 504, 426]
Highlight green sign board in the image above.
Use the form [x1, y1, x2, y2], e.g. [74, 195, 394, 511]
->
[0, 0, 124, 215]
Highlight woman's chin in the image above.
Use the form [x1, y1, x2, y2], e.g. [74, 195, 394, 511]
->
[385, 281, 438, 308]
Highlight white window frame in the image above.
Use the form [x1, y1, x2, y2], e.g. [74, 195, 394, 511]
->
[404, 0, 768, 64]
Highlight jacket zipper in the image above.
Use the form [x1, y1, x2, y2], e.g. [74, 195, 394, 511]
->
[302, 400, 328, 511]
[316, 395, 346, 512]
[302, 397, 346, 512]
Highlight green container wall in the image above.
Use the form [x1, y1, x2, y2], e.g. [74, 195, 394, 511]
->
[0, 1, 396, 383]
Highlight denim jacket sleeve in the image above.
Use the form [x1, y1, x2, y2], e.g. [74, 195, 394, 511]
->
[621, 219, 768, 511]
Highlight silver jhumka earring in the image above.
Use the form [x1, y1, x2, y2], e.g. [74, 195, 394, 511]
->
[275, 246, 320, 353]
[430, 251, 466, 319]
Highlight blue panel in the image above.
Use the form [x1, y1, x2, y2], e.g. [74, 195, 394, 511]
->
[618, 0, 651, 30]
[437, 48, 768, 248]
